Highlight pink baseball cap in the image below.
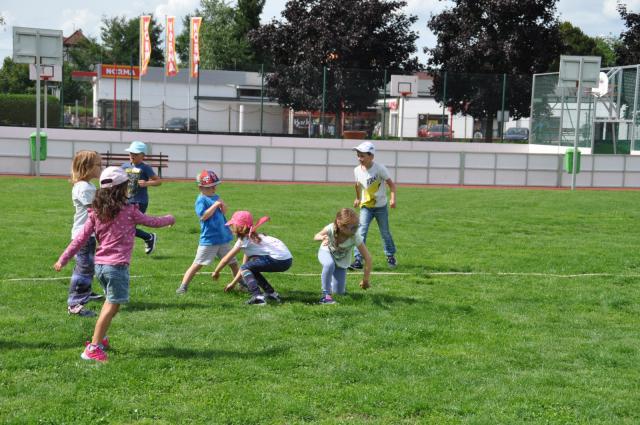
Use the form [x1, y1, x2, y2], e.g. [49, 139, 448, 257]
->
[100, 166, 129, 188]
[226, 211, 270, 234]
[196, 169, 221, 187]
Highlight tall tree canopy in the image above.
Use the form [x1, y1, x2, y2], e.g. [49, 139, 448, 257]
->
[251, 0, 419, 117]
[100, 15, 163, 66]
[176, 0, 259, 70]
[426, 0, 561, 141]
[616, 3, 640, 65]
[556, 22, 618, 68]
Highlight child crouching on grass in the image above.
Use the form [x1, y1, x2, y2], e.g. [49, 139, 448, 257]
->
[213, 211, 292, 305]
[314, 208, 372, 304]
[54, 167, 175, 363]
[176, 170, 239, 294]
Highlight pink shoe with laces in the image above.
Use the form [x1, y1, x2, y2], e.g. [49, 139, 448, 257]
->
[81, 344, 108, 363]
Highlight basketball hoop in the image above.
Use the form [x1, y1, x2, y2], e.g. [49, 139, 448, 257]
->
[400, 91, 412, 98]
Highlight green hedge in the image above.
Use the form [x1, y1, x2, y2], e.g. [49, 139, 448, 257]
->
[0, 94, 60, 127]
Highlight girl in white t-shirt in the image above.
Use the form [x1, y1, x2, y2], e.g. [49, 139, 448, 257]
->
[213, 211, 292, 305]
[67, 150, 103, 317]
[314, 208, 372, 304]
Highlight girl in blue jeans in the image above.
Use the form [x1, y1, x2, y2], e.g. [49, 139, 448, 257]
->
[314, 208, 372, 304]
[213, 211, 292, 305]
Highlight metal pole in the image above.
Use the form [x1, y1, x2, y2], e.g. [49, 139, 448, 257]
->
[441, 71, 447, 141]
[60, 62, 64, 127]
[382, 68, 387, 138]
[571, 58, 585, 191]
[196, 68, 200, 135]
[113, 63, 117, 128]
[321, 66, 327, 137]
[632, 65, 640, 151]
[44, 80, 48, 129]
[260, 63, 265, 136]
[130, 54, 133, 131]
[500, 73, 506, 142]
[35, 33, 41, 177]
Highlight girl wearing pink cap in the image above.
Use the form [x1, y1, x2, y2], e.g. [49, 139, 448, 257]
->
[54, 166, 175, 363]
[212, 211, 292, 305]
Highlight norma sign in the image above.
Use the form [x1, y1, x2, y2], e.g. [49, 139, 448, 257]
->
[101, 65, 140, 79]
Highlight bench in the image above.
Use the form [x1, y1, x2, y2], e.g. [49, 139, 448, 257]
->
[101, 151, 169, 177]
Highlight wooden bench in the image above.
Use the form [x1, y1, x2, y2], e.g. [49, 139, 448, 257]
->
[101, 151, 169, 177]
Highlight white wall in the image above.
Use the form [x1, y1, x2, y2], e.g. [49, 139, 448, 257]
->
[2, 126, 639, 188]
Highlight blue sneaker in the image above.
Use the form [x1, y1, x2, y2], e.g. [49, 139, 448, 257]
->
[349, 259, 363, 270]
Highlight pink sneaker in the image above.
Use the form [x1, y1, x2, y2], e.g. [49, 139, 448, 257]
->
[81, 344, 108, 363]
[85, 336, 110, 350]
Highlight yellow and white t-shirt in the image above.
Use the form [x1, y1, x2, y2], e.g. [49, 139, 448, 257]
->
[354, 162, 390, 208]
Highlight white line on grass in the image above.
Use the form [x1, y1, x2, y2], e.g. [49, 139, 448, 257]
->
[2, 271, 637, 283]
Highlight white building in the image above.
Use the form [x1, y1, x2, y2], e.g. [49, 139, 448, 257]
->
[90, 65, 285, 133]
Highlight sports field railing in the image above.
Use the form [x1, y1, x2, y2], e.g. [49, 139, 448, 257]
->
[1, 126, 640, 188]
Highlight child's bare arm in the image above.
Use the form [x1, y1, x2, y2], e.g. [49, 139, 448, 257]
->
[357, 242, 373, 289]
[386, 178, 396, 208]
[224, 269, 244, 292]
[314, 228, 329, 244]
[213, 245, 241, 279]
[201, 200, 223, 221]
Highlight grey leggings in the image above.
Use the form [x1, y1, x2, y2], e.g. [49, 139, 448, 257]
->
[318, 249, 347, 295]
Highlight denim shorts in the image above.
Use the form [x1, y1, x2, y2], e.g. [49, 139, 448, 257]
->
[95, 264, 130, 304]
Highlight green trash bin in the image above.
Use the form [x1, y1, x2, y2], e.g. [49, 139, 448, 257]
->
[564, 148, 580, 174]
[29, 131, 47, 161]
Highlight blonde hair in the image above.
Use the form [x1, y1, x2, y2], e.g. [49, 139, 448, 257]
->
[71, 150, 101, 183]
[334, 208, 359, 237]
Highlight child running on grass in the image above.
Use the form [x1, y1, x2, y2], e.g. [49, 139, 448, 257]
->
[176, 170, 240, 294]
[66, 150, 104, 317]
[212, 211, 292, 305]
[54, 166, 175, 363]
[314, 208, 372, 304]
[121, 141, 162, 255]
[350, 141, 398, 270]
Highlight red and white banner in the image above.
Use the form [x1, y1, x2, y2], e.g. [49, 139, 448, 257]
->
[165, 16, 178, 77]
[139, 16, 151, 76]
[190, 17, 202, 78]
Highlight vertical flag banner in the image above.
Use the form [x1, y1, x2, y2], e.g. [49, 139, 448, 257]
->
[166, 16, 178, 77]
[190, 17, 202, 78]
[139, 16, 151, 76]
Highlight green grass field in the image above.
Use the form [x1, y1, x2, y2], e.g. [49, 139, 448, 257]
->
[1, 176, 640, 424]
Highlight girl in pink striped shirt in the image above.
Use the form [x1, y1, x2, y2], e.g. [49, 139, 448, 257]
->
[54, 167, 175, 363]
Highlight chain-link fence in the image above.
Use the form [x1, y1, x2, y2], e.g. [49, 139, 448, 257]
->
[532, 65, 640, 153]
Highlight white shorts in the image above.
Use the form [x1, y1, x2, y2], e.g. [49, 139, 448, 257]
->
[194, 243, 237, 266]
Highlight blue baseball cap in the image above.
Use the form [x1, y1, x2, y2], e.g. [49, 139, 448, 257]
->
[125, 141, 147, 154]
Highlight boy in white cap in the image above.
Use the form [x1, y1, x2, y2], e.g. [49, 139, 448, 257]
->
[350, 141, 398, 269]
[121, 141, 162, 254]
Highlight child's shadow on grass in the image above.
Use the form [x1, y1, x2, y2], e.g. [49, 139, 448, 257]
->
[124, 301, 211, 312]
[0, 338, 81, 351]
[137, 344, 289, 360]
[283, 290, 421, 308]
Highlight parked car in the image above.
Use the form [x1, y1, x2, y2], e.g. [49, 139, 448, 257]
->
[423, 124, 454, 140]
[504, 127, 529, 141]
[165, 117, 197, 131]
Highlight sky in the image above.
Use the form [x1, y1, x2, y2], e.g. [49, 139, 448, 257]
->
[1, 0, 639, 65]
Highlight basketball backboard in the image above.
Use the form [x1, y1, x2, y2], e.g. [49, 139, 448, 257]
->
[390, 75, 418, 97]
[13, 27, 63, 65]
[558, 55, 601, 88]
[29, 64, 62, 82]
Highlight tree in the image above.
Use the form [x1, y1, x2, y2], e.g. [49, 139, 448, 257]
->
[100, 15, 164, 66]
[250, 0, 419, 126]
[0, 57, 32, 94]
[176, 0, 256, 70]
[616, 3, 640, 65]
[426, 0, 561, 142]
[555, 22, 618, 68]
